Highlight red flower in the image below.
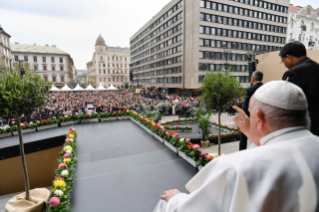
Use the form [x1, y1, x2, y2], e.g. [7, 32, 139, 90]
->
[176, 125, 179, 128]
[59, 116, 63, 119]
[187, 144, 194, 150]
[41, 119, 46, 123]
[165, 125, 169, 128]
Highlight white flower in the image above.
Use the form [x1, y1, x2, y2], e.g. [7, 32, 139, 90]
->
[66, 150, 72, 154]
[61, 170, 69, 176]
[54, 189, 64, 197]
[76, 113, 78, 115]
[30, 122, 33, 124]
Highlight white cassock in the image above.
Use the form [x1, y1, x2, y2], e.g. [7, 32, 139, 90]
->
[153, 126, 319, 212]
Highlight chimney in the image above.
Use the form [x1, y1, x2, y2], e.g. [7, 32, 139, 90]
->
[15, 42, 19, 44]
[46, 44, 49, 46]
[52, 45, 56, 47]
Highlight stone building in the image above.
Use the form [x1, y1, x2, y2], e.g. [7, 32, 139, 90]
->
[287, 4, 319, 50]
[130, 0, 290, 94]
[11, 43, 75, 88]
[87, 35, 130, 88]
[0, 24, 12, 73]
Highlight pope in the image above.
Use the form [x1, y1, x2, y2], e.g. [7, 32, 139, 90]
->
[153, 81, 319, 212]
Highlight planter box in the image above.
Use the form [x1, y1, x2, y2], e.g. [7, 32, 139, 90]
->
[37, 124, 58, 131]
[81, 118, 99, 123]
[173, 129, 192, 132]
[198, 166, 204, 171]
[0, 132, 12, 138]
[117, 116, 130, 120]
[61, 120, 80, 126]
[164, 140, 178, 153]
[154, 134, 163, 143]
[13, 128, 36, 135]
[100, 117, 117, 122]
[179, 151, 197, 167]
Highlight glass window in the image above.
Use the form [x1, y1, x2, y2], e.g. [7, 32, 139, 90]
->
[206, 1, 211, 9]
[205, 27, 210, 34]
[205, 39, 210, 46]
[216, 41, 221, 48]
[211, 40, 216, 47]
[199, 39, 204, 46]
[199, 52, 204, 59]
[229, 6, 233, 13]
[217, 3, 222, 11]
[228, 30, 232, 37]
[200, 0, 205, 8]
[212, 3, 217, 10]
[224, 5, 228, 12]
[200, 26, 204, 33]
[217, 28, 221, 35]
[211, 28, 216, 35]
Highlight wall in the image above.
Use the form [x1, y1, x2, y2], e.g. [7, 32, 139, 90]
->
[0, 146, 62, 195]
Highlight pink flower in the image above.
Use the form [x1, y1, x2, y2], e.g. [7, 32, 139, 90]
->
[201, 151, 208, 157]
[63, 153, 70, 158]
[185, 138, 191, 143]
[165, 132, 169, 135]
[69, 127, 73, 131]
[12, 121, 15, 125]
[63, 149, 66, 152]
[174, 133, 179, 137]
[65, 138, 71, 143]
[59, 163, 67, 168]
[193, 144, 200, 150]
[49, 197, 60, 206]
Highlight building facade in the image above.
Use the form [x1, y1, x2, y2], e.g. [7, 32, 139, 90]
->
[130, 0, 289, 93]
[87, 35, 130, 88]
[0, 24, 12, 73]
[11, 43, 75, 88]
[77, 70, 88, 86]
[287, 5, 319, 50]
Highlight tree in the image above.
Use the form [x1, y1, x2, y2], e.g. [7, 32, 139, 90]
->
[0, 71, 49, 200]
[200, 71, 245, 155]
[139, 99, 164, 123]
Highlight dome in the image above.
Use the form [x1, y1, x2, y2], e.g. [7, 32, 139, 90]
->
[96, 34, 106, 46]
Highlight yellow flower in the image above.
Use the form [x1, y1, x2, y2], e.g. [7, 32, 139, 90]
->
[69, 134, 74, 138]
[65, 145, 73, 151]
[64, 195, 67, 199]
[20, 123, 24, 127]
[64, 158, 71, 163]
[180, 138, 184, 142]
[126, 110, 130, 113]
[37, 121, 40, 124]
[52, 188, 55, 192]
[54, 180, 66, 188]
[65, 115, 68, 118]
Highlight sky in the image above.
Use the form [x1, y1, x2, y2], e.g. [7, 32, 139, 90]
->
[1, 0, 319, 69]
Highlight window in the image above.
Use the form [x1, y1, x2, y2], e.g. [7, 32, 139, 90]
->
[34, 65, 38, 71]
[52, 66, 55, 71]
[61, 76, 64, 82]
[24, 56, 28, 62]
[60, 58, 63, 63]
[43, 57, 46, 62]
[311, 23, 314, 31]
[51, 57, 55, 63]
[53, 76, 56, 82]
[301, 21, 304, 27]
[33, 56, 37, 62]
[44, 76, 48, 81]
[108, 70, 110, 74]
[60, 66, 63, 71]
[109, 78, 111, 82]
[43, 66, 47, 71]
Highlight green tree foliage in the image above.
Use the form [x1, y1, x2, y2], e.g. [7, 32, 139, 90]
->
[0, 71, 50, 200]
[138, 99, 164, 123]
[200, 71, 245, 155]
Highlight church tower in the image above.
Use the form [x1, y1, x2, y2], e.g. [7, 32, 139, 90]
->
[95, 34, 106, 52]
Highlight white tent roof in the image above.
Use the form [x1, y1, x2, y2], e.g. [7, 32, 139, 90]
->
[97, 83, 107, 91]
[50, 84, 60, 92]
[107, 84, 118, 90]
[73, 83, 84, 91]
[85, 84, 96, 91]
[60, 84, 72, 91]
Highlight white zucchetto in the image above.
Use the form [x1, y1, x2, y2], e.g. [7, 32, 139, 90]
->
[254, 81, 308, 110]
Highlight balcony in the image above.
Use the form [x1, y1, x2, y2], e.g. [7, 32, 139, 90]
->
[301, 25, 307, 31]
[308, 42, 315, 47]
[289, 39, 295, 43]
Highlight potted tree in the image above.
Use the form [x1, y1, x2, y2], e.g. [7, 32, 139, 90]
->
[200, 71, 245, 155]
[198, 113, 212, 148]
[0, 71, 51, 212]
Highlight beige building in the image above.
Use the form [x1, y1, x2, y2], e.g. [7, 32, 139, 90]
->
[0, 24, 12, 73]
[287, 5, 319, 50]
[87, 35, 130, 88]
[130, 0, 290, 93]
[11, 43, 75, 88]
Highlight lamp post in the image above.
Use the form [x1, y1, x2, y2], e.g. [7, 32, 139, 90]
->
[224, 49, 232, 71]
[163, 52, 166, 94]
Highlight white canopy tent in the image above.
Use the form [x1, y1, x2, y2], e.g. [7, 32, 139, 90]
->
[50, 84, 60, 92]
[107, 84, 118, 91]
[60, 84, 72, 92]
[96, 83, 107, 91]
[73, 83, 84, 91]
[85, 84, 96, 91]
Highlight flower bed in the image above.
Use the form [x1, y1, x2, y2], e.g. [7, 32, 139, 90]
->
[163, 125, 192, 132]
[0, 126, 12, 138]
[47, 128, 78, 212]
[161, 118, 198, 125]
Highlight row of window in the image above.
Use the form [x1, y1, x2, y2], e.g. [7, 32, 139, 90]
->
[199, 64, 248, 72]
[132, 77, 182, 84]
[14, 55, 63, 63]
[200, 13, 286, 34]
[199, 75, 250, 83]
[199, 38, 283, 52]
[133, 66, 182, 78]
[98, 70, 128, 75]
[200, 26, 286, 44]
[201, 0, 288, 14]
[200, 1, 287, 24]
[34, 65, 64, 71]
[199, 51, 247, 61]
[99, 77, 128, 82]
[131, 45, 183, 68]
[43, 75, 64, 82]
[131, 24, 183, 58]
[132, 34, 182, 62]
[131, 0, 183, 45]
[131, 56, 182, 72]
[99, 63, 128, 68]
[131, 12, 183, 51]
[98, 56, 128, 62]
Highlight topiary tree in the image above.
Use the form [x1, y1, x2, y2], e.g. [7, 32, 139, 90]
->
[200, 70, 245, 155]
[0, 70, 50, 200]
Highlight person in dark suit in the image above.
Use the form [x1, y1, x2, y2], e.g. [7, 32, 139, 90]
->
[280, 41, 319, 137]
[240, 71, 263, 150]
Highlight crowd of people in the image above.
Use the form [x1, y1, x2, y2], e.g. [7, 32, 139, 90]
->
[0, 91, 200, 126]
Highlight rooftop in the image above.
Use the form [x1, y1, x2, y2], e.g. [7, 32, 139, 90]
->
[289, 5, 303, 13]
[10, 43, 70, 55]
[106, 46, 130, 53]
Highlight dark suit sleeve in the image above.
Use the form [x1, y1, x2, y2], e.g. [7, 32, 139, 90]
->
[242, 88, 252, 116]
[282, 71, 304, 88]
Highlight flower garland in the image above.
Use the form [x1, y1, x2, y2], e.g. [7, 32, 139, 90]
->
[47, 128, 78, 211]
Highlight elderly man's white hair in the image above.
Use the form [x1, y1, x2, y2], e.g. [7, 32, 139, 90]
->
[250, 96, 310, 130]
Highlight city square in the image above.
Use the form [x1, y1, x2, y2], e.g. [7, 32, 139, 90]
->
[1, 0, 319, 211]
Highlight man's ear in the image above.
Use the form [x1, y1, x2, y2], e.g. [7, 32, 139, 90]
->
[256, 109, 265, 131]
